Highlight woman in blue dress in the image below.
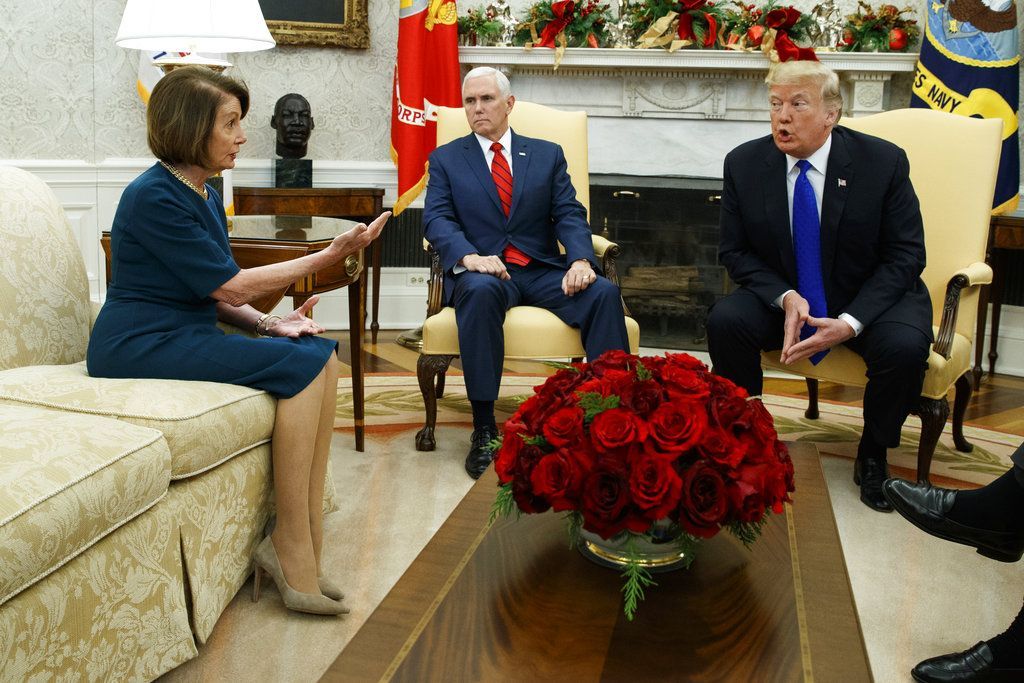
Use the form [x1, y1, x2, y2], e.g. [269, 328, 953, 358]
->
[88, 67, 388, 616]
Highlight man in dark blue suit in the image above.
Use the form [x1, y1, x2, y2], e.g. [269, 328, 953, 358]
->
[423, 66, 629, 478]
[707, 60, 932, 512]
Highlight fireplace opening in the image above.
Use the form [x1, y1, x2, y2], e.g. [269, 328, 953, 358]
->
[591, 174, 727, 352]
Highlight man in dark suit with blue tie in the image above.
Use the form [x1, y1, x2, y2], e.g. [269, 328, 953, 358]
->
[423, 66, 629, 479]
[707, 60, 933, 512]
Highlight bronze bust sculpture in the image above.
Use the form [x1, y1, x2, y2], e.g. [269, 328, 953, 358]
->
[271, 93, 315, 159]
[271, 93, 315, 187]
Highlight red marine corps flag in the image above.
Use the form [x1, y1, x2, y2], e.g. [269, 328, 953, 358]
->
[390, 0, 462, 216]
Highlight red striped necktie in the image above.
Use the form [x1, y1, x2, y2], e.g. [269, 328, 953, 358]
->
[491, 141, 531, 267]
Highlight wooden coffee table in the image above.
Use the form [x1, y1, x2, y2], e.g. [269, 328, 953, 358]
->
[324, 442, 869, 682]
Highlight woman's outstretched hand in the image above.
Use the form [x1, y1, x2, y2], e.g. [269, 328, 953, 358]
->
[267, 296, 326, 338]
[327, 211, 391, 261]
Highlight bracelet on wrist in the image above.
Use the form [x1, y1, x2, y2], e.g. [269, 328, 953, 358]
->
[257, 314, 283, 337]
[254, 313, 271, 336]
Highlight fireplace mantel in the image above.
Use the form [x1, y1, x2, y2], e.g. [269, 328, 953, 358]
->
[460, 47, 919, 177]
[460, 46, 918, 75]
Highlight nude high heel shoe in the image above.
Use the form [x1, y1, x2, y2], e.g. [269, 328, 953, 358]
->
[251, 537, 349, 616]
[318, 576, 345, 601]
[262, 516, 345, 602]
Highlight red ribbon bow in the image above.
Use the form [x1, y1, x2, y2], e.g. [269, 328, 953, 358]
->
[537, 0, 576, 48]
[774, 31, 818, 61]
[677, 8, 718, 47]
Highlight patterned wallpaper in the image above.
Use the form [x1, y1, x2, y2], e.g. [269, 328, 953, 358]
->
[0, 0, 399, 163]
[0, 0, 1021, 172]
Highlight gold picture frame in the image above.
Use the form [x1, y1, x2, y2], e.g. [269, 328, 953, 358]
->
[259, 0, 370, 49]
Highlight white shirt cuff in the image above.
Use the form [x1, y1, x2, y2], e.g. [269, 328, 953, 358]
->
[838, 313, 863, 337]
[775, 290, 796, 309]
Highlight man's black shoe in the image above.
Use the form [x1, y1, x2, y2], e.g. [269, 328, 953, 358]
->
[853, 457, 893, 512]
[465, 426, 499, 479]
[883, 479, 1024, 562]
[912, 641, 1024, 682]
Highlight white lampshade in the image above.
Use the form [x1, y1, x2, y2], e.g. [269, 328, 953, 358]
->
[115, 0, 276, 53]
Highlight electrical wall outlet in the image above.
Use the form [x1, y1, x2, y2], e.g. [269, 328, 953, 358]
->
[406, 273, 427, 286]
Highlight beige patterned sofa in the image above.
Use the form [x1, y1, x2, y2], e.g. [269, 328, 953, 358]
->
[0, 166, 336, 680]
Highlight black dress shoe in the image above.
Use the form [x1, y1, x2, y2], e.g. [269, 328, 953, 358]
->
[465, 426, 499, 479]
[853, 457, 893, 512]
[882, 479, 1024, 562]
[912, 641, 1024, 682]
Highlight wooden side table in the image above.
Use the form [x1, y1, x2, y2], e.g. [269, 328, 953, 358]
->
[102, 214, 370, 452]
[974, 212, 1024, 385]
[234, 187, 386, 344]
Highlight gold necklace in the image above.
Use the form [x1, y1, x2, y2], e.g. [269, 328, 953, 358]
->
[160, 161, 209, 200]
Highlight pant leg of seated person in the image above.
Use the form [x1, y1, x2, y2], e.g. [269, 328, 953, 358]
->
[947, 449, 1024, 533]
[451, 271, 521, 404]
[452, 271, 521, 479]
[844, 320, 930, 455]
[513, 265, 629, 359]
[706, 287, 785, 396]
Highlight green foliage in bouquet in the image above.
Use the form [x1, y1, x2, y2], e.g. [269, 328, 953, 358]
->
[515, 0, 613, 48]
[457, 6, 504, 45]
[720, 0, 815, 49]
[838, 1, 920, 52]
[621, 0, 683, 43]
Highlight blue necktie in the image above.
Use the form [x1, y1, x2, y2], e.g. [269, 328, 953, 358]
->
[793, 159, 828, 365]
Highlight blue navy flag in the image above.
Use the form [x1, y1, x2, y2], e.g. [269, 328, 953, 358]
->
[910, 0, 1019, 214]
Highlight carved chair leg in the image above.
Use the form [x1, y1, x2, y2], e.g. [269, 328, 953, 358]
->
[415, 354, 454, 452]
[436, 368, 447, 399]
[805, 378, 819, 420]
[951, 373, 974, 453]
[916, 396, 950, 483]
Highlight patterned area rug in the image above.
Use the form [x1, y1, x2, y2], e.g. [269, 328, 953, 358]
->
[338, 375, 1020, 486]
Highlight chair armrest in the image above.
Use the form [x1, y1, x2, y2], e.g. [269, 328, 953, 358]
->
[933, 267, 989, 359]
[953, 261, 993, 287]
[591, 234, 618, 258]
[593, 235, 623, 288]
[425, 244, 445, 316]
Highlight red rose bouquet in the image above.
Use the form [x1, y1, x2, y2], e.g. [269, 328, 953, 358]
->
[490, 350, 795, 619]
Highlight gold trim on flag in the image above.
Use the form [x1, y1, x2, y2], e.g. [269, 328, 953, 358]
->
[913, 60, 1017, 140]
[924, 24, 1020, 69]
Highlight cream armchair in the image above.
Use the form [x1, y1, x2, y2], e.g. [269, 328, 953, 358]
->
[415, 102, 641, 451]
[760, 109, 1002, 481]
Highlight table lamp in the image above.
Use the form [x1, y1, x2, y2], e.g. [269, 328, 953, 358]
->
[115, 0, 276, 71]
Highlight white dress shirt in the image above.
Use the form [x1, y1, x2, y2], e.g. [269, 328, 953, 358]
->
[774, 134, 863, 336]
[475, 129, 513, 176]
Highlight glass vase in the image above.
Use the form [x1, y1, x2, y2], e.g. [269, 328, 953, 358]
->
[578, 518, 690, 572]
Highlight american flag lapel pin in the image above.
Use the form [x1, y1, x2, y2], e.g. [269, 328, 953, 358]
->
[518, 151, 526, 156]
[838, 178, 847, 187]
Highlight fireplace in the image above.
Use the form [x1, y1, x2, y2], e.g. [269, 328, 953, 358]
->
[591, 174, 725, 350]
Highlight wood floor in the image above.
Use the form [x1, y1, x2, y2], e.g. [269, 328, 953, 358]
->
[326, 329, 1024, 438]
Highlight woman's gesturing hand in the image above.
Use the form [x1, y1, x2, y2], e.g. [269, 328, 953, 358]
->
[267, 296, 327, 338]
[326, 211, 391, 261]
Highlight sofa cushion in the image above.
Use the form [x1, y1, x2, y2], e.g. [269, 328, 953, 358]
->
[0, 362, 276, 479]
[0, 167, 93, 371]
[0, 404, 170, 605]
